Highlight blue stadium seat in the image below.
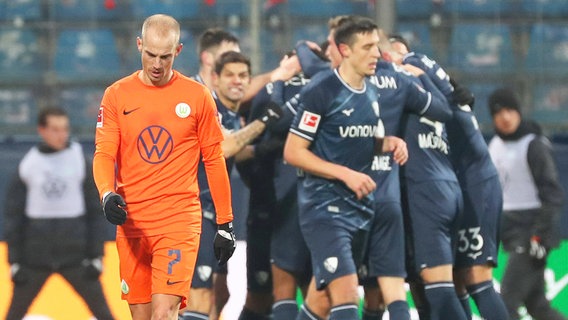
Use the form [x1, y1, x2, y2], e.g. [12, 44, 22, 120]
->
[123, 28, 198, 76]
[54, 29, 121, 83]
[131, 0, 199, 20]
[50, 0, 131, 21]
[287, 0, 367, 18]
[525, 23, 568, 76]
[529, 82, 568, 125]
[292, 24, 328, 46]
[521, 0, 568, 18]
[58, 87, 105, 127]
[443, 0, 513, 17]
[396, 22, 434, 57]
[396, 0, 432, 19]
[2, 0, 42, 21]
[448, 23, 515, 73]
[0, 89, 38, 127]
[0, 28, 43, 83]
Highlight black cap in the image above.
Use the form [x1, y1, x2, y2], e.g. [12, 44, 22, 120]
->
[488, 87, 521, 116]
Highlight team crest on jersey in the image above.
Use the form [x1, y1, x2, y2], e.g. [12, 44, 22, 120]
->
[324, 257, 338, 273]
[121, 279, 129, 294]
[197, 265, 212, 282]
[96, 107, 103, 128]
[175, 102, 191, 118]
[137, 125, 174, 164]
[299, 111, 320, 133]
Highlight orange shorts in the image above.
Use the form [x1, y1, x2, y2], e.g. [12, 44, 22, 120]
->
[116, 232, 200, 309]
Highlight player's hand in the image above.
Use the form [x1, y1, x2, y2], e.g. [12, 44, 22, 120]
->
[102, 192, 127, 225]
[259, 102, 284, 126]
[383, 136, 408, 165]
[529, 236, 547, 260]
[10, 263, 30, 284]
[270, 55, 301, 82]
[342, 170, 376, 200]
[82, 257, 103, 279]
[214, 222, 236, 266]
[451, 79, 475, 109]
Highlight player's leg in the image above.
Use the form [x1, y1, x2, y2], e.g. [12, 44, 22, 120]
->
[271, 180, 311, 320]
[409, 181, 466, 320]
[362, 283, 385, 320]
[455, 177, 507, 320]
[183, 213, 217, 320]
[212, 271, 229, 319]
[297, 276, 330, 320]
[5, 267, 51, 320]
[60, 264, 114, 320]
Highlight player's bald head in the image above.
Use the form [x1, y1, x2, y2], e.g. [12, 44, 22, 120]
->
[141, 14, 180, 46]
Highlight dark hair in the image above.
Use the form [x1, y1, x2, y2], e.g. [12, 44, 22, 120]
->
[488, 87, 521, 116]
[197, 28, 239, 55]
[214, 51, 251, 75]
[38, 107, 67, 127]
[334, 17, 378, 48]
[388, 33, 410, 51]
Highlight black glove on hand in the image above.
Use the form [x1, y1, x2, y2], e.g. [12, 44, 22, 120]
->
[214, 222, 236, 266]
[259, 102, 283, 126]
[450, 78, 475, 108]
[102, 192, 127, 225]
[82, 257, 103, 279]
[11, 263, 30, 284]
[529, 236, 548, 260]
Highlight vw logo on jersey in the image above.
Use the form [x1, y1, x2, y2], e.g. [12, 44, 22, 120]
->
[175, 102, 191, 118]
[137, 126, 174, 164]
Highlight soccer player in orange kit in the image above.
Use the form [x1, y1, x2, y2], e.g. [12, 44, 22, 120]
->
[93, 14, 235, 320]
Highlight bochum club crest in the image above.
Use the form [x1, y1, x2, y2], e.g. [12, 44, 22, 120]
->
[137, 126, 174, 164]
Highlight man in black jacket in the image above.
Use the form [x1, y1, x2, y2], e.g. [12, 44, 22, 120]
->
[488, 88, 566, 320]
[4, 107, 113, 320]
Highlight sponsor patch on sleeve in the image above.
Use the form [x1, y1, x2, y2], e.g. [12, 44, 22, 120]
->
[96, 107, 103, 128]
[298, 110, 321, 133]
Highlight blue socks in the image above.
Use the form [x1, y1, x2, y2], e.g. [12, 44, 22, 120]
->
[458, 293, 472, 320]
[181, 311, 208, 320]
[424, 282, 467, 320]
[467, 280, 508, 320]
[296, 304, 324, 320]
[388, 300, 410, 320]
[272, 299, 298, 320]
[362, 307, 384, 320]
[329, 304, 359, 320]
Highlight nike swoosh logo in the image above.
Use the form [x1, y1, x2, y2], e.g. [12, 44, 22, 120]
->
[167, 280, 183, 285]
[123, 107, 140, 115]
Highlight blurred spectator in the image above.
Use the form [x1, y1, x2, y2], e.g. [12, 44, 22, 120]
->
[488, 87, 566, 320]
[3, 107, 113, 320]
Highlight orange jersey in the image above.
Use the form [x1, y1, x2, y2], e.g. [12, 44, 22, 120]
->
[93, 71, 233, 237]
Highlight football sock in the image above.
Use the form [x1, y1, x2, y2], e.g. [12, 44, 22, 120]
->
[387, 300, 410, 320]
[424, 282, 467, 320]
[272, 299, 298, 320]
[468, 280, 508, 320]
[329, 303, 359, 320]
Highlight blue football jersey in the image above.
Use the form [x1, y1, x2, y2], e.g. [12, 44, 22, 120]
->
[197, 97, 241, 212]
[403, 52, 498, 186]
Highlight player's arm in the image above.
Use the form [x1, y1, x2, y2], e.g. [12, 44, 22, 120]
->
[242, 54, 301, 102]
[93, 90, 127, 225]
[3, 172, 26, 265]
[221, 102, 282, 158]
[283, 133, 376, 199]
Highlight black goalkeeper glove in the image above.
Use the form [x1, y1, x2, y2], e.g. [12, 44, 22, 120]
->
[214, 222, 236, 266]
[102, 192, 127, 225]
[259, 102, 283, 126]
[450, 78, 475, 108]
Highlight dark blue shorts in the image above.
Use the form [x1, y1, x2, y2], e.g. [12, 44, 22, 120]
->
[298, 179, 374, 290]
[191, 209, 228, 289]
[366, 201, 407, 278]
[405, 180, 463, 273]
[271, 162, 311, 284]
[455, 175, 502, 268]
